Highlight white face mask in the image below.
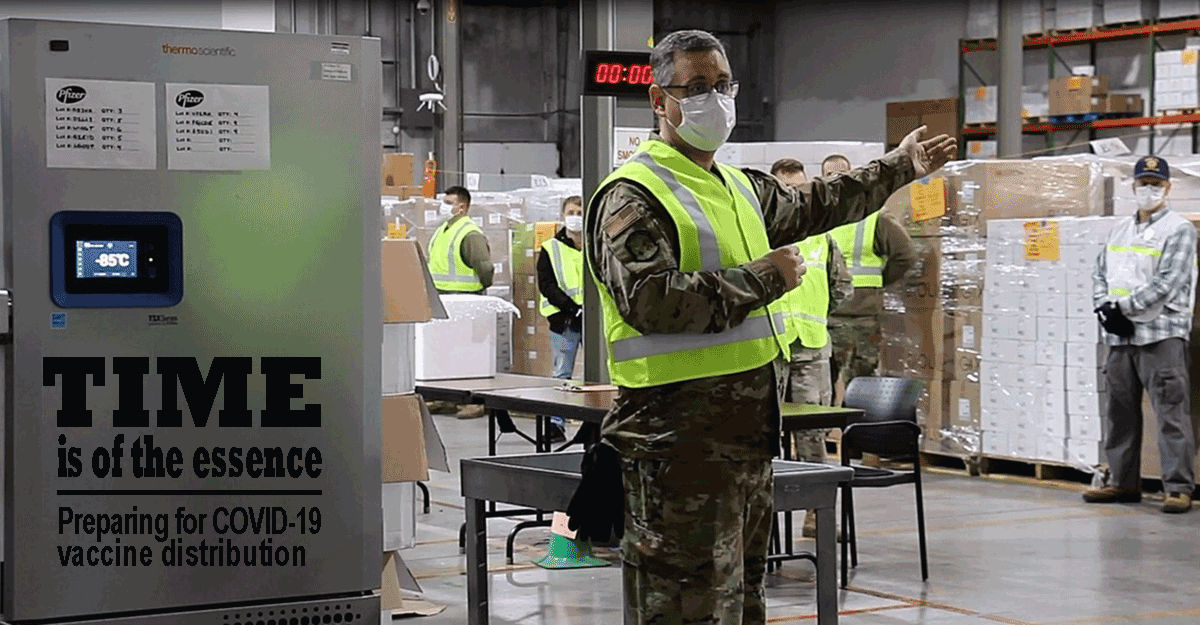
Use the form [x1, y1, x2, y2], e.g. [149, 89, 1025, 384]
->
[439, 202, 453, 215]
[1134, 185, 1166, 211]
[564, 215, 583, 232]
[665, 90, 736, 152]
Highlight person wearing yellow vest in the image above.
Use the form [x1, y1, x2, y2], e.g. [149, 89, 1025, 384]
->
[427, 186, 494, 295]
[823, 154, 918, 401]
[1085, 155, 1198, 514]
[771, 158, 854, 540]
[536, 195, 585, 443]
[562, 29, 957, 623]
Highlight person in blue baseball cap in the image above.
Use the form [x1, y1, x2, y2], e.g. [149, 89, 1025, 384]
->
[1086, 155, 1198, 513]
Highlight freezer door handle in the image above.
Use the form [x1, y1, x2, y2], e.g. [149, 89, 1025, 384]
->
[0, 288, 10, 344]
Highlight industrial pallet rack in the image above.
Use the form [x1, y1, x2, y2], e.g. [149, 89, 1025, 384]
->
[958, 18, 1200, 157]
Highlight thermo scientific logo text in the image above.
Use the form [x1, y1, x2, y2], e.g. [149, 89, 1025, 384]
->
[161, 44, 236, 57]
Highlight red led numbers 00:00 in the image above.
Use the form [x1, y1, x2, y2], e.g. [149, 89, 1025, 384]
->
[593, 63, 653, 85]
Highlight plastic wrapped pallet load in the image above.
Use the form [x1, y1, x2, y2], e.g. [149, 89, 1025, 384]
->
[877, 159, 1109, 458]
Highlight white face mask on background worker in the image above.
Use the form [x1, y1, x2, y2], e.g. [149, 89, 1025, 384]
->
[1133, 182, 1168, 213]
[562, 201, 583, 233]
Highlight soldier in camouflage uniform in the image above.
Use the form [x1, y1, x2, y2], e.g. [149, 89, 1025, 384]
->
[822, 155, 920, 399]
[573, 30, 955, 623]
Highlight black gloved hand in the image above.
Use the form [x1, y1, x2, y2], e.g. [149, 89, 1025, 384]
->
[566, 442, 624, 543]
[1095, 301, 1136, 338]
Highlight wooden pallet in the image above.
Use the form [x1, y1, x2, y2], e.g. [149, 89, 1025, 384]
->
[1023, 116, 1050, 124]
[1051, 26, 1097, 36]
[961, 37, 995, 47]
[964, 122, 994, 129]
[1099, 19, 1152, 31]
[1153, 15, 1200, 25]
[920, 450, 982, 476]
[978, 454, 1095, 484]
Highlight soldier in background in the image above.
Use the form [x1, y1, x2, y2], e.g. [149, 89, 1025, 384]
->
[771, 158, 853, 539]
[823, 156, 919, 401]
[566, 29, 956, 623]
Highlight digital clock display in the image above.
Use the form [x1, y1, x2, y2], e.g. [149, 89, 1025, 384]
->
[77, 240, 138, 278]
[583, 50, 655, 97]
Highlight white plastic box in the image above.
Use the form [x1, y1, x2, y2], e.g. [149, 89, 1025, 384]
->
[415, 295, 518, 380]
[1069, 412, 1105, 441]
[383, 323, 416, 395]
[1068, 439, 1105, 465]
[382, 482, 417, 551]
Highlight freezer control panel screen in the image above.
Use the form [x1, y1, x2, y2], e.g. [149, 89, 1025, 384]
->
[50, 211, 183, 308]
[76, 240, 139, 278]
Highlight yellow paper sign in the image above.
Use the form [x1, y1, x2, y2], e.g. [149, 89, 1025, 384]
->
[1024, 221, 1061, 261]
[909, 178, 947, 222]
[1068, 76, 1083, 90]
[1184, 49, 1198, 65]
[970, 142, 982, 154]
[975, 86, 988, 100]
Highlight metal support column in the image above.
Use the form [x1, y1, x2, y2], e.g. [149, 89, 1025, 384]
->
[437, 0, 462, 187]
[580, 0, 614, 384]
[997, 0, 1023, 158]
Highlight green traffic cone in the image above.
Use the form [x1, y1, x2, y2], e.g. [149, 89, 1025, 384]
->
[532, 512, 610, 569]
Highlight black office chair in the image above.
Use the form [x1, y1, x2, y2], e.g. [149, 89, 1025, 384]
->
[839, 376, 929, 588]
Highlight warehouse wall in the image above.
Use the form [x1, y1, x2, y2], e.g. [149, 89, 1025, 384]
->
[773, 0, 967, 142]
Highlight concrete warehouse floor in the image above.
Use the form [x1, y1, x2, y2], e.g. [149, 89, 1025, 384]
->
[385, 414, 1200, 625]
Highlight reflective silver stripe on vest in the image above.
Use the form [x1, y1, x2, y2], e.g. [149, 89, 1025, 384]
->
[852, 219, 868, 271]
[849, 266, 883, 276]
[630, 151, 722, 271]
[609, 312, 786, 363]
[431, 219, 480, 282]
[786, 311, 828, 325]
[548, 240, 580, 297]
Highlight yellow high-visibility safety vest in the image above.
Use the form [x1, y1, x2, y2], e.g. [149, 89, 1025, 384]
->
[829, 211, 884, 288]
[588, 140, 790, 388]
[782, 235, 832, 350]
[1104, 210, 1197, 323]
[539, 237, 583, 317]
[428, 216, 485, 292]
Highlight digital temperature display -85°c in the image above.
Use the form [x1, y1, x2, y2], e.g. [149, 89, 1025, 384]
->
[76, 240, 138, 278]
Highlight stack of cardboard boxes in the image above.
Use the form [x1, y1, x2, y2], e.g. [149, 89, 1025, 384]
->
[381, 152, 421, 199]
[379, 239, 448, 614]
[509, 222, 565, 377]
[977, 217, 1115, 466]
[1155, 47, 1200, 113]
[879, 160, 1109, 457]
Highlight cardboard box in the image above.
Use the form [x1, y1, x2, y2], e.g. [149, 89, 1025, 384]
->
[878, 308, 948, 379]
[966, 140, 997, 159]
[1049, 75, 1110, 116]
[1106, 93, 1143, 115]
[382, 152, 416, 196]
[383, 394, 429, 482]
[885, 98, 958, 148]
[949, 381, 981, 428]
[382, 239, 447, 323]
[965, 86, 997, 125]
[510, 222, 559, 275]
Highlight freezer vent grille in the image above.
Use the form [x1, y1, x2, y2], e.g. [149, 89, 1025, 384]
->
[220, 602, 365, 625]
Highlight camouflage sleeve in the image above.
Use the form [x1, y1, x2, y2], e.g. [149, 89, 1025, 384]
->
[825, 236, 854, 315]
[743, 149, 916, 248]
[876, 213, 918, 287]
[585, 180, 789, 335]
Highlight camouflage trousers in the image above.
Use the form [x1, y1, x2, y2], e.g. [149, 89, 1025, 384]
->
[788, 357, 832, 462]
[829, 317, 881, 388]
[620, 457, 773, 625]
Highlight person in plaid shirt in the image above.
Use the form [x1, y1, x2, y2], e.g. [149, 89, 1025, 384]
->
[1087, 155, 1198, 514]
